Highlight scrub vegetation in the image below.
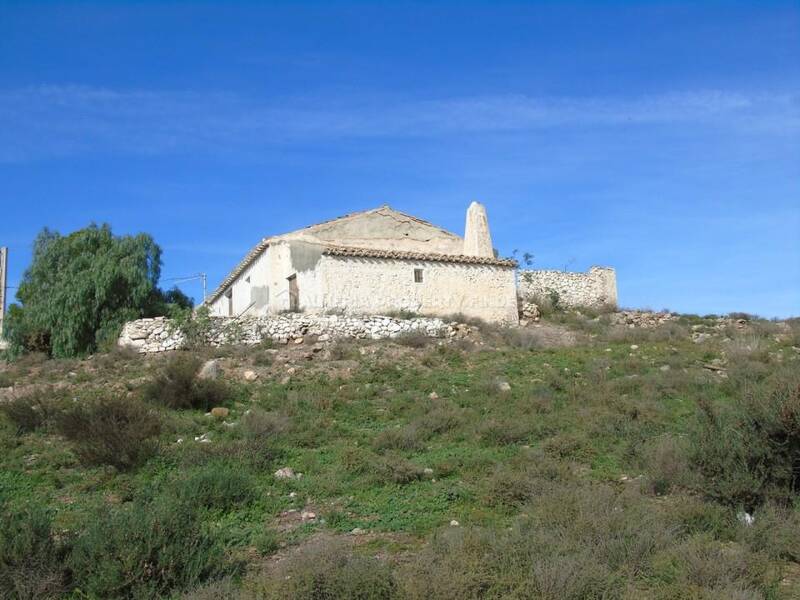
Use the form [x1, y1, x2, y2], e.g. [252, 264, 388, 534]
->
[1, 312, 799, 599]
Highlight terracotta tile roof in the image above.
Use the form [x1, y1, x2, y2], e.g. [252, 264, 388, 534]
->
[322, 245, 518, 267]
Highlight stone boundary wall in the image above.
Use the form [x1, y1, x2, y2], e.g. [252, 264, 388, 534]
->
[518, 266, 618, 310]
[118, 314, 470, 353]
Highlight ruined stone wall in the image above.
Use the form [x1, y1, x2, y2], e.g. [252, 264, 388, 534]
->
[518, 266, 618, 309]
[118, 313, 471, 354]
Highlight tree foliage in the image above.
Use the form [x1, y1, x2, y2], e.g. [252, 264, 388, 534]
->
[4, 224, 192, 357]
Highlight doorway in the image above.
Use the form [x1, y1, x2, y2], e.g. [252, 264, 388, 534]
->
[287, 274, 299, 312]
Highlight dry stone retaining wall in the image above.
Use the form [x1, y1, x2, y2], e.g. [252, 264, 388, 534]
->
[519, 267, 618, 310]
[118, 313, 469, 353]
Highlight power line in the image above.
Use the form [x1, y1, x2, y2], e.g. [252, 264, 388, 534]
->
[161, 273, 207, 302]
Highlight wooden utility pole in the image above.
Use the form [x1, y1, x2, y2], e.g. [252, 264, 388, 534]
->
[0, 247, 7, 343]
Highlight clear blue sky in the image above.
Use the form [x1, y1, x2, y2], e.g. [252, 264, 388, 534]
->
[1, 1, 798, 317]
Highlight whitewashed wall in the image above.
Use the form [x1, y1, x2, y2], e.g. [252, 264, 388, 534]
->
[208, 241, 519, 323]
[317, 255, 519, 323]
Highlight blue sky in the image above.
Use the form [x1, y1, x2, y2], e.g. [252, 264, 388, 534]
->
[1, 1, 798, 317]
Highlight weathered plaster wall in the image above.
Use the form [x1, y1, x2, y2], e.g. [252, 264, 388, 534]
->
[316, 255, 519, 324]
[518, 267, 618, 309]
[208, 247, 272, 317]
[283, 206, 464, 254]
[118, 314, 471, 353]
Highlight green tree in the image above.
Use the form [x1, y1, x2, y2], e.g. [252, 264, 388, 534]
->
[4, 224, 190, 357]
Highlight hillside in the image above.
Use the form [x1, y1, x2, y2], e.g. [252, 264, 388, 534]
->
[1, 311, 799, 599]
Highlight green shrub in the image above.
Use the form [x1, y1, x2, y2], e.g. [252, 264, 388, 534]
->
[144, 354, 230, 410]
[55, 395, 162, 470]
[689, 368, 800, 508]
[248, 536, 399, 599]
[69, 497, 233, 599]
[174, 464, 254, 509]
[0, 506, 68, 600]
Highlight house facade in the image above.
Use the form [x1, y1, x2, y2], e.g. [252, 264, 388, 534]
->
[205, 203, 519, 324]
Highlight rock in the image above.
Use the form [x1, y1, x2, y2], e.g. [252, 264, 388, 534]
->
[243, 370, 259, 382]
[659, 365, 671, 372]
[520, 302, 541, 321]
[210, 407, 229, 418]
[317, 334, 330, 342]
[350, 527, 366, 535]
[693, 333, 712, 344]
[198, 359, 220, 380]
[274, 467, 301, 480]
[294, 338, 304, 345]
[449, 520, 460, 527]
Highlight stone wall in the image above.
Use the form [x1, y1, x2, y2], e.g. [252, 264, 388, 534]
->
[118, 313, 471, 354]
[518, 266, 618, 310]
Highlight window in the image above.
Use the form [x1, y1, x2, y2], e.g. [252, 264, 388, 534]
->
[414, 268, 424, 283]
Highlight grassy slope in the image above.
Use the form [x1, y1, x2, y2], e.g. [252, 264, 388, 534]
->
[1, 314, 799, 598]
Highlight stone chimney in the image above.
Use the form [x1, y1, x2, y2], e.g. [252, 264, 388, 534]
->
[463, 201, 494, 258]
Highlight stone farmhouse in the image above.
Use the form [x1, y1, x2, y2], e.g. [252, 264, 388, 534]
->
[205, 203, 521, 324]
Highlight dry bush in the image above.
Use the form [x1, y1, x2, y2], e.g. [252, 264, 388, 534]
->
[241, 409, 290, 439]
[55, 395, 162, 470]
[245, 536, 399, 600]
[373, 423, 428, 452]
[399, 483, 673, 599]
[144, 354, 230, 410]
[394, 332, 431, 349]
[182, 578, 241, 600]
[689, 367, 800, 508]
[642, 435, 690, 495]
[484, 454, 574, 508]
[0, 506, 68, 600]
[93, 344, 140, 371]
[329, 339, 360, 361]
[373, 454, 425, 485]
[477, 417, 531, 446]
[0, 388, 65, 434]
